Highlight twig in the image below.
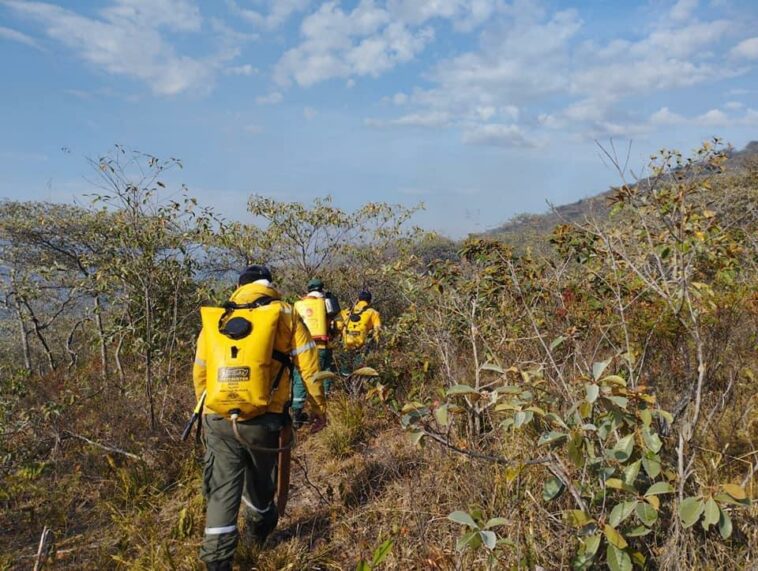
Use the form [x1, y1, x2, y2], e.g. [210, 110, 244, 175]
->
[62, 430, 141, 461]
[547, 454, 588, 513]
[419, 427, 551, 467]
[293, 456, 329, 505]
[33, 526, 54, 571]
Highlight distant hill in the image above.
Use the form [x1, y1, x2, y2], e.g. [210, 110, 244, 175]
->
[484, 140, 758, 245]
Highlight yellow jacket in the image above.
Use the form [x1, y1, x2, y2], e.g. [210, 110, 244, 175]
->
[193, 283, 325, 417]
[338, 300, 381, 348]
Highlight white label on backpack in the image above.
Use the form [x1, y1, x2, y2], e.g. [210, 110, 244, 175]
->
[218, 366, 251, 382]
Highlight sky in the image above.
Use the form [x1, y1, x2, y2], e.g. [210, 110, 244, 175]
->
[0, 0, 757, 237]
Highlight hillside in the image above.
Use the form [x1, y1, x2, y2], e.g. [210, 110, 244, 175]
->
[485, 140, 758, 245]
[1, 142, 756, 570]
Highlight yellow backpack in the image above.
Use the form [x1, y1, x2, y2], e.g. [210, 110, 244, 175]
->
[294, 297, 328, 342]
[201, 297, 292, 419]
[343, 305, 371, 349]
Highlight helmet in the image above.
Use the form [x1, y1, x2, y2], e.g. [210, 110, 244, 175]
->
[238, 264, 272, 286]
[358, 290, 372, 302]
[307, 278, 325, 292]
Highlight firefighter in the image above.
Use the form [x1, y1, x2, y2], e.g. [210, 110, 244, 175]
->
[192, 265, 326, 570]
[291, 278, 340, 426]
[338, 290, 381, 375]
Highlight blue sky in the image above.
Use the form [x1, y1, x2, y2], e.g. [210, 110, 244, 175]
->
[1, 0, 757, 236]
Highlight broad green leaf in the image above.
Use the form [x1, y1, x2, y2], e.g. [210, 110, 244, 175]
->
[514, 410, 533, 429]
[626, 525, 652, 537]
[480, 362, 504, 374]
[679, 497, 704, 528]
[525, 405, 546, 416]
[606, 395, 629, 409]
[603, 524, 628, 549]
[600, 375, 627, 387]
[641, 427, 662, 453]
[567, 510, 592, 528]
[713, 492, 748, 506]
[639, 407, 652, 428]
[480, 530, 497, 550]
[630, 551, 646, 567]
[611, 434, 634, 462]
[448, 511, 477, 528]
[447, 384, 478, 396]
[606, 478, 623, 489]
[584, 534, 601, 556]
[718, 507, 733, 539]
[543, 476, 564, 502]
[538, 431, 567, 447]
[401, 401, 425, 413]
[702, 498, 719, 530]
[592, 359, 612, 381]
[642, 454, 661, 479]
[609, 501, 637, 527]
[645, 482, 674, 496]
[623, 460, 641, 487]
[606, 544, 632, 571]
[722, 484, 746, 500]
[484, 517, 509, 529]
[635, 502, 658, 527]
[545, 412, 569, 429]
[407, 430, 424, 446]
[585, 383, 600, 403]
[434, 404, 449, 427]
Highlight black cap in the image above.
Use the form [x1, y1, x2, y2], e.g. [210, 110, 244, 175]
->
[358, 290, 372, 302]
[239, 265, 272, 286]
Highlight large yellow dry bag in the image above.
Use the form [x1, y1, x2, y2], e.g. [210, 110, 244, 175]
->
[343, 306, 370, 349]
[294, 297, 328, 342]
[201, 298, 290, 419]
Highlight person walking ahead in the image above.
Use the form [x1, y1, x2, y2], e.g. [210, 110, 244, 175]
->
[192, 265, 326, 570]
[291, 278, 339, 425]
[338, 290, 381, 374]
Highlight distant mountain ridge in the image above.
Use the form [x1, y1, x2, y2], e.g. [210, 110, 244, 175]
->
[484, 140, 758, 241]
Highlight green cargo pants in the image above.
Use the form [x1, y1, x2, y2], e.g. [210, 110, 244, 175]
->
[200, 413, 284, 564]
[291, 347, 333, 412]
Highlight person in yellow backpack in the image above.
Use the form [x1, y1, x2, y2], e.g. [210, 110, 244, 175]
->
[338, 290, 381, 375]
[192, 265, 326, 570]
[291, 278, 340, 426]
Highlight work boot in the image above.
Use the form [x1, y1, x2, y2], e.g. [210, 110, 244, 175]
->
[292, 409, 309, 428]
[244, 503, 279, 546]
[205, 559, 232, 571]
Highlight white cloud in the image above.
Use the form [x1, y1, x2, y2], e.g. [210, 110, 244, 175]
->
[366, 111, 451, 128]
[256, 91, 283, 105]
[303, 106, 318, 120]
[462, 123, 536, 147]
[696, 108, 730, 126]
[3, 0, 246, 96]
[225, 64, 256, 76]
[374, 0, 750, 145]
[669, 0, 699, 22]
[231, 0, 311, 30]
[724, 101, 744, 110]
[244, 123, 263, 134]
[650, 107, 686, 125]
[274, 1, 435, 86]
[0, 25, 43, 49]
[731, 37, 758, 60]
